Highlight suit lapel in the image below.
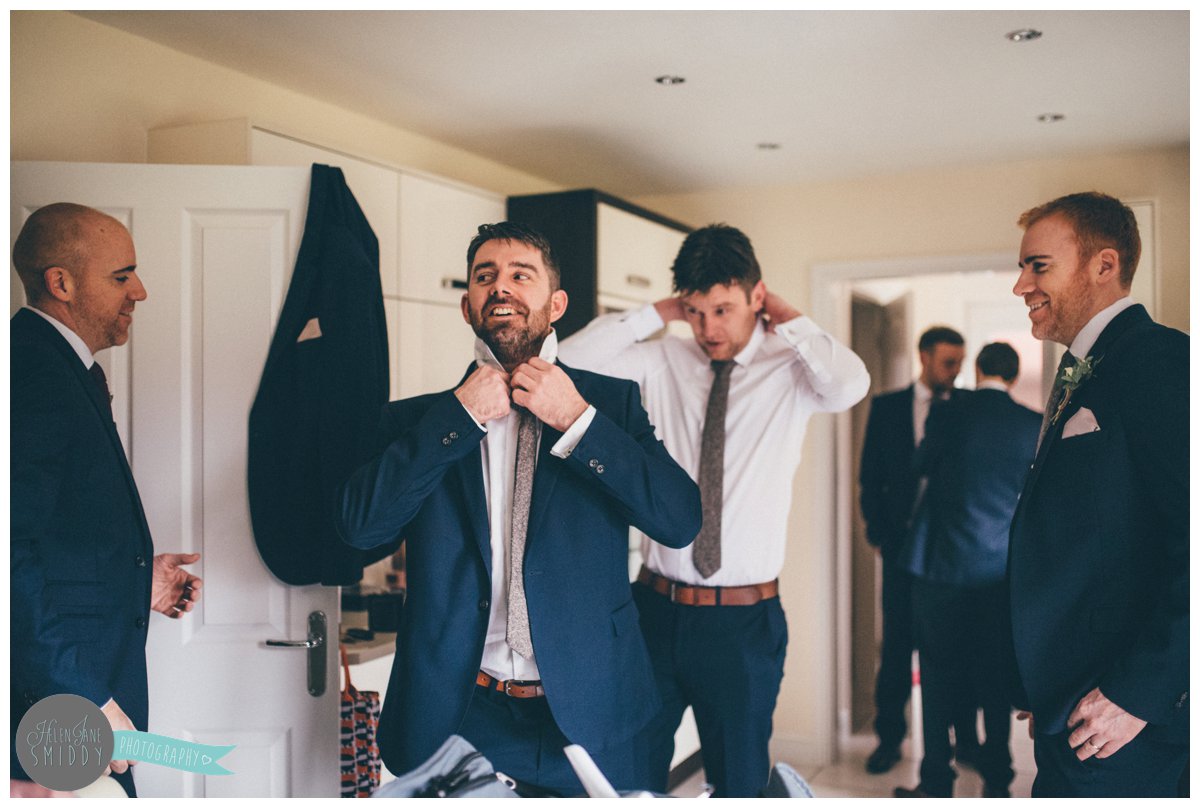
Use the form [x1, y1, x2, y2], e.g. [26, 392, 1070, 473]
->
[525, 363, 580, 554]
[1018, 304, 1149, 499]
[454, 444, 492, 576]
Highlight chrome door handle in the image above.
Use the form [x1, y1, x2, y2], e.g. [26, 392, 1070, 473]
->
[264, 611, 328, 696]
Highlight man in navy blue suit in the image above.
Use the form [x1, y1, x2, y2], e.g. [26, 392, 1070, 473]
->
[893, 342, 1040, 798]
[859, 325, 981, 774]
[11, 203, 202, 797]
[337, 222, 700, 795]
[1009, 192, 1188, 796]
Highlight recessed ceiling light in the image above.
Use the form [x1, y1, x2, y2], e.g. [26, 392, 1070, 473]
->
[1037, 113, 1065, 123]
[655, 75, 685, 86]
[757, 143, 782, 150]
[1006, 28, 1043, 42]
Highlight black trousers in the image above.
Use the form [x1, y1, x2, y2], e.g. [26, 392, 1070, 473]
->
[632, 582, 788, 798]
[912, 578, 1012, 796]
[875, 558, 980, 754]
[1033, 727, 1188, 797]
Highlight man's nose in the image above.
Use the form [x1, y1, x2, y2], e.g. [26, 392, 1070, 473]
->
[1013, 267, 1033, 297]
[129, 272, 148, 301]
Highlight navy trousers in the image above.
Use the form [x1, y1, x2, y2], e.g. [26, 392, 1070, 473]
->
[457, 682, 650, 796]
[1032, 727, 1188, 797]
[632, 581, 788, 798]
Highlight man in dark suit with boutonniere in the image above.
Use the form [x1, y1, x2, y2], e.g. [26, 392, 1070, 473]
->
[1008, 192, 1188, 797]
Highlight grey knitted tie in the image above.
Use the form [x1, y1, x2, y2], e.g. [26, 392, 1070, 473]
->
[1037, 352, 1076, 452]
[693, 360, 734, 579]
[506, 407, 540, 659]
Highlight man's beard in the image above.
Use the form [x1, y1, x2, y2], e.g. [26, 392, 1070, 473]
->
[469, 297, 553, 369]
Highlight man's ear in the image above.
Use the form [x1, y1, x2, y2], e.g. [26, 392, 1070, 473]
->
[1092, 247, 1121, 286]
[549, 288, 568, 323]
[460, 293, 471, 325]
[749, 280, 766, 314]
[43, 266, 73, 303]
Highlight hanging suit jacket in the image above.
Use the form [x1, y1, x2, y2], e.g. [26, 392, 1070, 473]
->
[10, 308, 154, 795]
[248, 164, 393, 585]
[1008, 304, 1189, 743]
[336, 361, 701, 775]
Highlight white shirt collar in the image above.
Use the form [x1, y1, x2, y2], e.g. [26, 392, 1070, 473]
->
[25, 305, 95, 368]
[732, 319, 767, 367]
[914, 379, 933, 403]
[473, 328, 559, 371]
[1069, 296, 1135, 360]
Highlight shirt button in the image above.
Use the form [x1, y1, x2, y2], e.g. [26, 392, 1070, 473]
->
[135, 555, 146, 567]
[136, 617, 147, 629]
[478, 599, 490, 611]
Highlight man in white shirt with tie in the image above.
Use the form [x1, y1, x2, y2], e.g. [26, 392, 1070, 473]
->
[559, 223, 869, 796]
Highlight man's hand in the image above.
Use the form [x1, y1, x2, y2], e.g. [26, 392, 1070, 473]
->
[653, 297, 686, 324]
[454, 365, 512, 425]
[10, 779, 75, 797]
[761, 288, 801, 332]
[1067, 687, 1147, 760]
[100, 699, 136, 775]
[151, 553, 202, 618]
[511, 357, 589, 431]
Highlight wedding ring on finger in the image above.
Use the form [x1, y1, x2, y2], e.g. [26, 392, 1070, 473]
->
[1085, 739, 1102, 752]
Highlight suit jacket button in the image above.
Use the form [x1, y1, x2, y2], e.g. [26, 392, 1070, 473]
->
[1176, 692, 1188, 708]
[588, 459, 599, 468]
[449, 431, 458, 440]
[442, 437, 451, 446]
[595, 464, 605, 474]
[136, 617, 147, 629]
[478, 599, 490, 611]
[135, 555, 146, 567]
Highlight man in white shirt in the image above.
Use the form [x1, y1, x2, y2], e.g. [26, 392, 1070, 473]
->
[337, 222, 700, 794]
[559, 223, 869, 796]
[1007, 192, 1187, 796]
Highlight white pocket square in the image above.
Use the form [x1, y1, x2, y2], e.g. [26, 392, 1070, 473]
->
[1062, 406, 1100, 439]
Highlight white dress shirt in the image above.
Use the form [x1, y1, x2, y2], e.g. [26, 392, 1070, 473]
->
[1068, 295, 1135, 361]
[469, 330, 596, 680]
[559, 305, 870, 587]
[912, 380, 935, 447]
[26, 305, 95, 369]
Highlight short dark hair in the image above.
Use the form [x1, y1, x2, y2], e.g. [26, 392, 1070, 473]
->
[670, 223, 761, 297]
[917, 325, 964, 354]
[1017, 192, 1141, 288]
[466, 222, 560, 290]
[976, 342, 1019, 382]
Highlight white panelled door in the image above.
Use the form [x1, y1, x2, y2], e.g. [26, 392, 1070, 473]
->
[11, 162, 340, 797]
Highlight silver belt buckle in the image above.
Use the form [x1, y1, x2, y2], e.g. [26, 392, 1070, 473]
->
[668, 581, 678, 601]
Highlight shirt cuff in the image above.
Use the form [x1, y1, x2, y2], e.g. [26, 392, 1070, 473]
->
[622, 304, 666, 341]
[772, 315, 834, 386]
[459, 399, 488, 433]
[551, 405, 597, 458]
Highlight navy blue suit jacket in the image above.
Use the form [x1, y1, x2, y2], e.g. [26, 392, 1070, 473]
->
[1008, 304, 1189, 741]
[905, 388, 1040, 586]
[337, 361, 701, 775]
[10, 309, 153, 789]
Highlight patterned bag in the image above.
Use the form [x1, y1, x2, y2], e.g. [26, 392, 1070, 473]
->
[340, 646, 382, 797]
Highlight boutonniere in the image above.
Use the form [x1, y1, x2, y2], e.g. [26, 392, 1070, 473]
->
[1050, 355, 1099, 426]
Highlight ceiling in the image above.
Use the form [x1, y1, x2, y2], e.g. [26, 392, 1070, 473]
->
[78, 10, 1189, 198]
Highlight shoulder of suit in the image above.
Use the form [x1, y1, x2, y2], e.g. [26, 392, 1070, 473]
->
[1099, 317, 1187, 384]
[873, 385, 912, 405]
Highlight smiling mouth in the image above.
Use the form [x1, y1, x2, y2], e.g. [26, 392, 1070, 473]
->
[1028, 301, 1048, 315]
[486, 304, 525, 318]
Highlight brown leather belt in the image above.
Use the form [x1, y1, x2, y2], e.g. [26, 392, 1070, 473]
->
[475, 670, 545, 699]
[637, 566, 779, 606]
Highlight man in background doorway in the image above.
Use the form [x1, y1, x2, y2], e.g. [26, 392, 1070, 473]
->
[858, 325, 980, 774]
[1007, 192, 1187, 796]
[560, 223, 869, 796]
[893, 342, 1040, 797]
